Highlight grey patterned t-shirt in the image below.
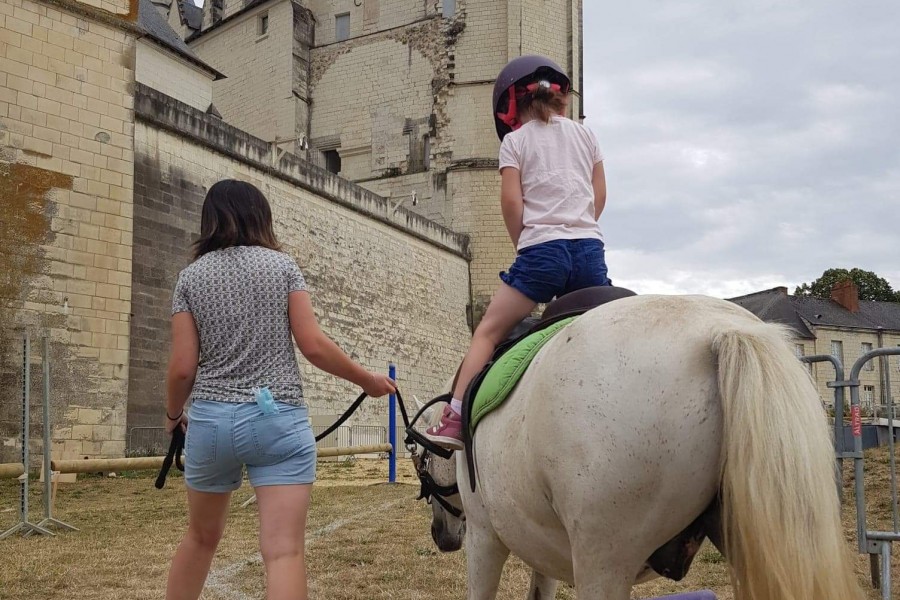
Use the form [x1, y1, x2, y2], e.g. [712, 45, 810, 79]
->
[172, 246, 307, 405]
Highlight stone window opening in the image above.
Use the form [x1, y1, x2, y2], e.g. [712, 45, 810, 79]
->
[794, 343, 812, 374]
[831, 340, 843, 363]
[323, 150, 341, 175]
[863, 385, 875, 412]
[258, 13, 269, 36]
[336, 13, 350, 42]
[442, 0, 456, 18]
[862, 342, 875, 371]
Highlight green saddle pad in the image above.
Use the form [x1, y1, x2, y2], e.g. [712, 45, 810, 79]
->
[470, 316, 577, 433]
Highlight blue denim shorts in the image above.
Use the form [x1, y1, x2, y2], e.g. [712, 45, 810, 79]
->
[500, 238, 612, 304]
[184, 400, 316, 493]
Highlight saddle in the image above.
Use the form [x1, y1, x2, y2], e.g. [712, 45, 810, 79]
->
[459, 285, 637, 490]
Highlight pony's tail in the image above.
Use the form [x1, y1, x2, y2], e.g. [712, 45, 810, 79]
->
[713, 322, 863, 600]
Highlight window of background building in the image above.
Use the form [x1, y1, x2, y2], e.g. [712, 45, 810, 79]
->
[831, 340, 843, 363]
[794, 343, 812, 374]
[862, 342, 874, 371]
[863, 385, 875, 411]
[443, 0, 456, 18]
[324, 150, 341, 174]
[336, 13, 350, 41]
[258, 12, 268, 36]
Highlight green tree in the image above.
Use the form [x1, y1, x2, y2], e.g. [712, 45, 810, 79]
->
[794, 268, 899, 302]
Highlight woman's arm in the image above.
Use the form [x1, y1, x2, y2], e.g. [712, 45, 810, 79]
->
[289, 291, 395, 397]
[165, 312, 199, 431]
[500, 167, 525, 248]
[592, 162, 607, 221]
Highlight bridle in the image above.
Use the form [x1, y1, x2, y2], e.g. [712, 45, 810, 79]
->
[405, 394, 463, 519]
[156, 389, 464, 520]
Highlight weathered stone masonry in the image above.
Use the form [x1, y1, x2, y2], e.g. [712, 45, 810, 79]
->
[129, 84, 472, 433]
[1, 0, 138, 463]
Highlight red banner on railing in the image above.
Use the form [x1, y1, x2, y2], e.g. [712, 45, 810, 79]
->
[851, 405, 862, 437]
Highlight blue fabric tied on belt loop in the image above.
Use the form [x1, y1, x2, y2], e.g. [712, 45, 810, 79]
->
[252, 386, 279, 414]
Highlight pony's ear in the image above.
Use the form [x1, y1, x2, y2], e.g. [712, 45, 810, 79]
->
[413, 395, 436, 424]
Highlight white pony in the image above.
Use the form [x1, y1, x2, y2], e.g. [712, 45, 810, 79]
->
[416, 294, 863, 600]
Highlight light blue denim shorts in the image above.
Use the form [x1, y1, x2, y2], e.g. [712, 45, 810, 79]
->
[185, 399, 316, 493]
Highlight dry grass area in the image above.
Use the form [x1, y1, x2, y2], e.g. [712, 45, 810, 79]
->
[0, 451, 898, 599]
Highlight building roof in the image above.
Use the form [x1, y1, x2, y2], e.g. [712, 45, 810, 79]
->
[729, 287, 900, 337]
[729, 288, 816, 338]
[138, 0, 225, 79]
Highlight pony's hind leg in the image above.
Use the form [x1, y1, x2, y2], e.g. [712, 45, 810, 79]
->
[466, 528, 510, 600]
[526, 570, 558, 599]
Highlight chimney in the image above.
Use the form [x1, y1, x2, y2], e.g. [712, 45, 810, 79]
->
[831, 279, 860, 313]
[774, 286, 788, 295]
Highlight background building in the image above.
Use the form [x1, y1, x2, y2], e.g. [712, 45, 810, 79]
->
[730, 282, 900, 417]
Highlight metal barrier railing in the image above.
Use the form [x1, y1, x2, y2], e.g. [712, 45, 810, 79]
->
[846, 347, 900, 599]
[802, 348, 900, 598]
[127, 427, 169, 457]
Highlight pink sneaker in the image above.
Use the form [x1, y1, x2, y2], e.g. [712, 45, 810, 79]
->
[423, 405, 464, 451]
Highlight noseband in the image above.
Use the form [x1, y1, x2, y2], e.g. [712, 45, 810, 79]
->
[406, 394, 463, 519]
[411, 445, 462, 519]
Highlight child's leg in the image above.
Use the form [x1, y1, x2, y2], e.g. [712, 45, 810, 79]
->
[452, 282, 537, 403]
[424, 283, 535, 449]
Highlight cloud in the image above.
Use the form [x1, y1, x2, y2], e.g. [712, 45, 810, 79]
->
[584, 0, 900, 296]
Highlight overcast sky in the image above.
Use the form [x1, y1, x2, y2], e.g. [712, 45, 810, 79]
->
[583, 1, 900, 298]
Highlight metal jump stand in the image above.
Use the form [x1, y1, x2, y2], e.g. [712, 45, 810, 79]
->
[32, 335, 77, 535]
[0, 333, 75, 540]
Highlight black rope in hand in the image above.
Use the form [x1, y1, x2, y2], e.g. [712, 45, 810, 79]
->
[155, 427, 185, 490]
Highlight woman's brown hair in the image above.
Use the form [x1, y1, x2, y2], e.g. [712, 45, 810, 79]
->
[192, 179, 281, 259]
[519, 82, 569, 124]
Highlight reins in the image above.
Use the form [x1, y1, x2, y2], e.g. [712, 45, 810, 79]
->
[155, 427, 185, 489]
[155, 388, 463, 517]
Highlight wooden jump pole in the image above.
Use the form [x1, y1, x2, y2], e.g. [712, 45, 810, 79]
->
[0, 463, 25, 479]
[51, 444, 394, 475]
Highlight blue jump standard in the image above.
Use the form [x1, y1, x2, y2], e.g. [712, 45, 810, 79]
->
[651, 592, 716, 600]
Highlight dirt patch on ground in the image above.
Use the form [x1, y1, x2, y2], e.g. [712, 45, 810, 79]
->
[0, 454, 896, 599]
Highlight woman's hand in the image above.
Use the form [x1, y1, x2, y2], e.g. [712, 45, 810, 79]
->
[363, 372, 397, 398]
[165, 410, 188, 436]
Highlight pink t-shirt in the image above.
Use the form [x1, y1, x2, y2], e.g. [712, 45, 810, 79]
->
[498, 115, 604, 251]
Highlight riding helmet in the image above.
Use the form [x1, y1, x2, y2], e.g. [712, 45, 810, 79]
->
[493, 55, 572, 141]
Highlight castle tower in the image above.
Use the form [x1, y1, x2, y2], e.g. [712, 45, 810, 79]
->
[187, 0, 583, 324]
[440, 0, 584, 320]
